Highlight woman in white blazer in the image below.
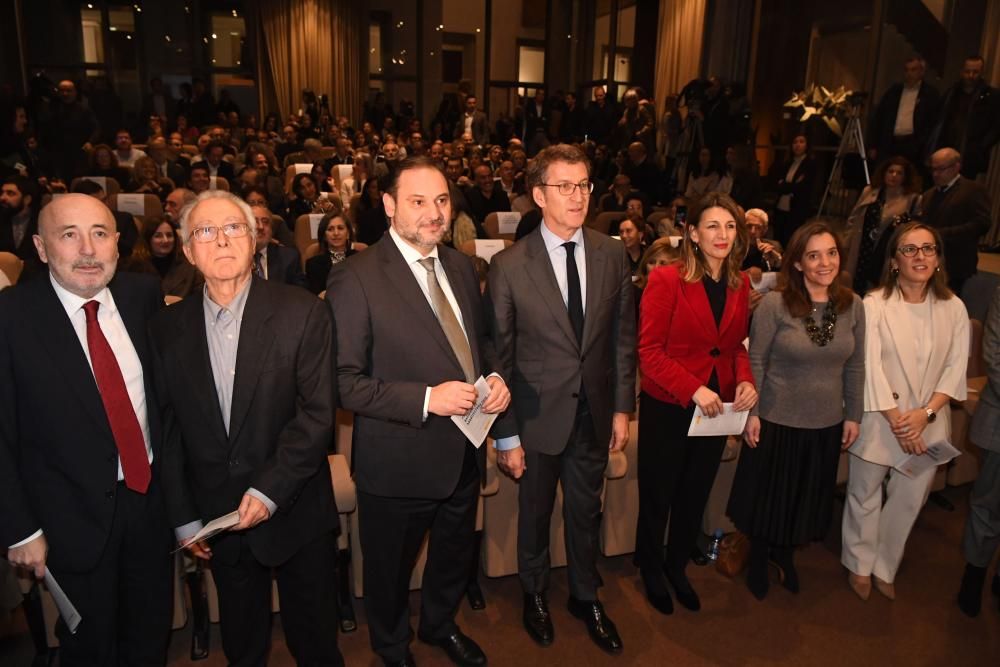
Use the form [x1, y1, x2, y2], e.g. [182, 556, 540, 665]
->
[842, 222, 968, 601]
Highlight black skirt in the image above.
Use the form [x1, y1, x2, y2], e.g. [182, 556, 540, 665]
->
[726, 419, 843, 547]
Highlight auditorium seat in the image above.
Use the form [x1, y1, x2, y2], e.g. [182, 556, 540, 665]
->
[483, 212, 518, 241]
[600, 417, 639, 556]
[110, 193, 163, 219]
[591, 211, 625, 234]
[0, 252, 24, 285]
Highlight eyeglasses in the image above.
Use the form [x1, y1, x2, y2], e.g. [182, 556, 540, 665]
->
[540, 181, 594, 196]
[190, 222, 250, 243]
[897, 243, 938, 257]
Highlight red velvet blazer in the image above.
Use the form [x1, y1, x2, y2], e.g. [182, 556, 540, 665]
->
[638, 263, 754, 407]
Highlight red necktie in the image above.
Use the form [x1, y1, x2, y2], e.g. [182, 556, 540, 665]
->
[83, 300, 151, 493]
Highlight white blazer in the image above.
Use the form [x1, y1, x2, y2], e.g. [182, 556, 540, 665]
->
[849, 289, 969, 467]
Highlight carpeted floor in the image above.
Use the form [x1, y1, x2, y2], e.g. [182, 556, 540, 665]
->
[3, 483, 997, 666]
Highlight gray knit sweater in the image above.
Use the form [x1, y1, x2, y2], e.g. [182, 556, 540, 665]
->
[749, 290, 866, 429]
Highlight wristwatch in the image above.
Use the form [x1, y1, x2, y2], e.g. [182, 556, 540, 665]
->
[924, 406, 937, 423]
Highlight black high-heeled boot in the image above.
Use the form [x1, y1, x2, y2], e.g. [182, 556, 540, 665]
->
[771, 545, 799, 593]
[336, 547, 357, 632]
[746, 538, 769, 600]
[186, 566, 210, 660]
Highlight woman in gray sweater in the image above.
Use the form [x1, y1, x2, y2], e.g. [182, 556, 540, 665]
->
[728, 221, 865, 600]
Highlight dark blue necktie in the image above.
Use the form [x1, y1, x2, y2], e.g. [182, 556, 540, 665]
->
[563, 241, 584, 344]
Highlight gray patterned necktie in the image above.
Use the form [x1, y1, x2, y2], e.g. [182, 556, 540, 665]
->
[418, 257, 476, 383]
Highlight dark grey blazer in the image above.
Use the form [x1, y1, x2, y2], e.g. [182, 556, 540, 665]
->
[486, 224, 636, 454]
[971, 285, 1000, 453]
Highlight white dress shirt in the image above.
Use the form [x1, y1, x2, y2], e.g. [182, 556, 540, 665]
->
[11, 276, 154, 549]
[893, 84, 919, 137]
[539, 219, 587, 313]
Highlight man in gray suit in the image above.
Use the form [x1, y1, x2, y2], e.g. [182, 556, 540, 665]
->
[487, 144, 636, 654]
[958, 284, 1000, 617]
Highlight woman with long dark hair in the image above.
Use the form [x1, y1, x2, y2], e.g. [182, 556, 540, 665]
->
[636, 192, 757, 615]
[305, 213, 357, 294]
[728, 221, 865, 599]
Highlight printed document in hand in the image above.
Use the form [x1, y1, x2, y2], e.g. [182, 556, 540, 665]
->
[688, 403, 749, 437]
[893, 440, 960, 479]
[44, 568, 82, 634]
[172, 510, 241, 552]
[451, 376, 498, 448]
[752, 272, 778, 293]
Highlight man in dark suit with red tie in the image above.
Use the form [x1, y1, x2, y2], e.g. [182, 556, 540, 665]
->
[328, 156, 512, 667]
[0, 194, 172, 664]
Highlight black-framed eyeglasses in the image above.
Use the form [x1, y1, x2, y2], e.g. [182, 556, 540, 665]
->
[897, 243, 938, 258]
[540, 181, 594, 196]
[190, 222, 250, 243]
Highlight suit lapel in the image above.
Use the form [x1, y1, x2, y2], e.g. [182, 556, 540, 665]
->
[919, 296, 950, 399]
[524, 229, 580, 351]
[884, 293, 923, 398]
[378, 239, 466, 376]
[717, 281, 742, 339]
[680, 278, 718, 339]
[26, 278, 111, 438]
[228, 280, 276, 445]
[582, 230, 607, 349]
[176, 291, 230, 446]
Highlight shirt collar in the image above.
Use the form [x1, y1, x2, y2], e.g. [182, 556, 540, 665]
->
[540, 219, 584, 254]
[943, 174, 960, 191]
[50, 272, 114, 319]
[203, 275, 252, 324]
[389, 226, 440, 266]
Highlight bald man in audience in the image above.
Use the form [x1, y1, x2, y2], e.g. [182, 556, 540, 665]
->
[0, 194, 171, 664]
[165, 187, 197, 223]
[151, 190, 342, 666]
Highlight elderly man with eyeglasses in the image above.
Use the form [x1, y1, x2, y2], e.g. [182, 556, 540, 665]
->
[149, 190, 343, 666]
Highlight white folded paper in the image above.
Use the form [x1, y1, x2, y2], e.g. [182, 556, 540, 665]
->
[172, 510, 241, 553]
[474, 239, 506, 263]
[893, 440, 961, 479]
[752, 272, 778, 293]
[495, 211, 522, 235]
[116, 193, 146, 216]
[294, 162, 314, 175]
[44, 568, 81, 634]
[308, 213, 325, 239]
[687, 403, 749, 437]
[451, 376, 499, 448]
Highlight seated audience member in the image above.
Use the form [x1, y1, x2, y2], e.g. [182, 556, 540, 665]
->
[634, 237, 681, 296]
[188, 163, 212, 194]
[146, 136, 189, 185]
[684, 147, 720, 200]
[113, 129, 147, 168]
[275, 124, 303, 163]
[123, 217, 203, 298]
[287, 173, 333, 219]
[845, 156, 922, 295]
[471, 255, 490, 294]
[250, 204, 305, 287]
[465, 164, 511, 225]
[127, 156, 173, 199]
[623, 141, 661, 204]
[617, 217, 646, 275]
[655, 196, 688, 237]
[70, 178, 139, 259]
[88, 144, 132, 190]
[338, 152, 372, 203]
[842, 223, 968, 602]
[165, 187, 197, 224]
[242, 185, 292, 247]
[305, 213, 357, 294]
[355, 177, 388, 245]
[322, 137, 354, 173]
[958, 284, 1000, 617]
[592, 144, 618, 187]
[729, 222, 864, 601]
[497, 160, 522, 201]
[195, 140, 235, 181]
[303, 138, 325, 166]
[741, 208, 782, 272]
[0, 175, 42, 273]
[599, 174, 640, 213]
[246, 149, 286, 211]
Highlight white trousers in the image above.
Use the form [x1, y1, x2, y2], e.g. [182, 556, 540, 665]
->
[841, 453, 937, 583]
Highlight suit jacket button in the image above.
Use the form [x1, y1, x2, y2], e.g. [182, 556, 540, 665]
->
[892, 392, 899, 400]
[229, 459, 237, 467]
[105, 490, 114, 499]
[572, 392, 579, 398]
[710, 347, 721, 357]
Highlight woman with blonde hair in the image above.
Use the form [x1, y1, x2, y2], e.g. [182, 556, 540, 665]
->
[636, 192, 758, 614]
[842, 222, 968, 601]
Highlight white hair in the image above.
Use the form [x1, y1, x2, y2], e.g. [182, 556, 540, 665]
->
[745, 208, 769, 226]
[177, 190, 257, 244]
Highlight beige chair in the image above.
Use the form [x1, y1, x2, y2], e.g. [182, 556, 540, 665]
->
[345, 193, 362, 227]
[483, 212, 517, 241]
[510, 194, 535, 216]
[209, 176, 229, 192]
[70, 176, 121, 197]
[457, 239, 514, 258]
[303, 241, 321, 270]
[600, 418, 640, 556]
[112, 193, 163, 219]
[294, 214, 320, 257]
[0, 251, 24, 285]
[592, 211, 626, 234]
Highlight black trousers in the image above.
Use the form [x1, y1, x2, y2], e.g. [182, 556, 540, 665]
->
[634, 392, 727, 575]
[517, 402, 608, 600]
[211, 530, 342, 667]
[52, 481, 173, 666]
[358, 444, 480, 663]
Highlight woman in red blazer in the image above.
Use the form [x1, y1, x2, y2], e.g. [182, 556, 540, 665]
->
[635, 192, 758, 615]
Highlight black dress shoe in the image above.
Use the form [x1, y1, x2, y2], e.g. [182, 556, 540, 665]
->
[567, 597, 623, 655]
[665, 568, 701, 611]
[466, 581, 486, 610]
[522, 593, 554, 646]
[640, 568, 674, 615]
[419, 630, 486, 667]
[383, 653, 416, 667]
